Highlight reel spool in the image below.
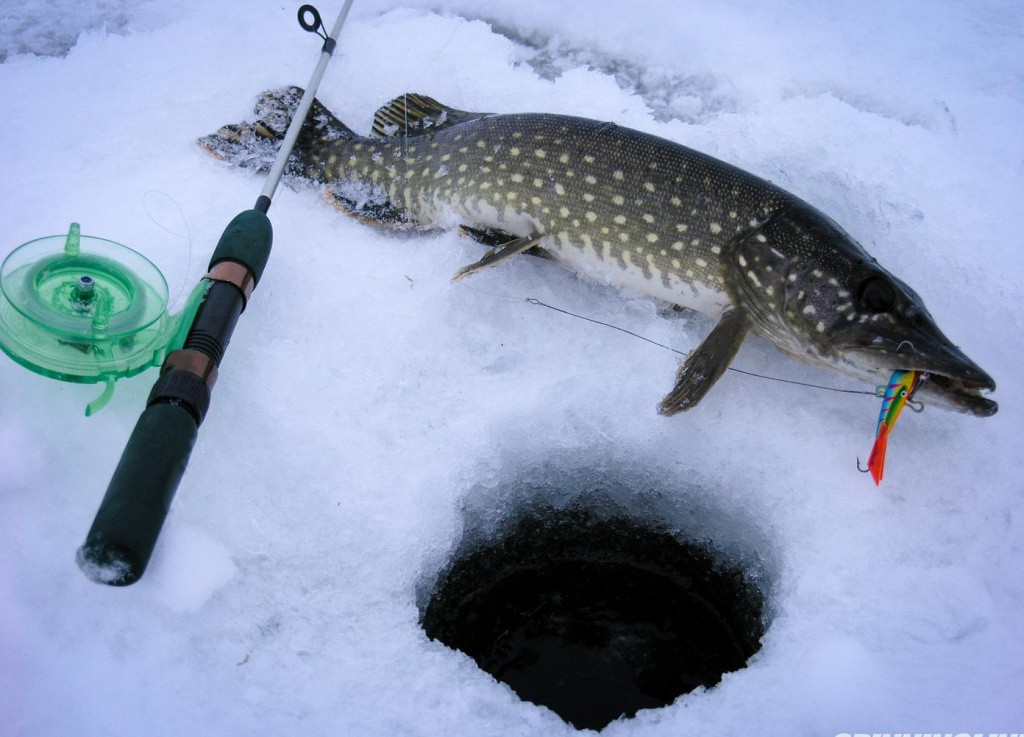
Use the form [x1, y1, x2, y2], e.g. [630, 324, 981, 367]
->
[0, 223, 197, 414]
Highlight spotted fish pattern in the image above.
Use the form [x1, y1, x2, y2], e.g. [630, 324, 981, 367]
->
[200, 88, 996, 416]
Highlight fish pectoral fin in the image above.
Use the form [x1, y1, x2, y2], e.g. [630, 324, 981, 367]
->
[658, 307, 750, 415]
[372, 94, 489, 138]
[451, 233, 544, 282]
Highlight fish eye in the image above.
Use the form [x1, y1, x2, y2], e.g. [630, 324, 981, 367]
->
[856, 276, 897, 313]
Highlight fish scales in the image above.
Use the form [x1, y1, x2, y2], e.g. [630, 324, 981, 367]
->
[306, 112, 796, 315]
[200, 88, 996, 416]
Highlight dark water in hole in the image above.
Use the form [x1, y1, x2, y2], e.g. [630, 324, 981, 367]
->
[421, 506, 766, 731]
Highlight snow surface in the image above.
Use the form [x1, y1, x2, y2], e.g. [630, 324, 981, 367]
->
[2, 0, 1022, 734]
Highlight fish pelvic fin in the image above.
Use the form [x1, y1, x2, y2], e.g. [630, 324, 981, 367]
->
[452, 233, 544, 282]
[371, 93, 489, 138]
[198, 86, 355, 178]
[658, 307, 750, 415]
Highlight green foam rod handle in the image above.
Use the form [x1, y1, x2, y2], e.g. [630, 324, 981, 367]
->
[76, 402, 199, 585]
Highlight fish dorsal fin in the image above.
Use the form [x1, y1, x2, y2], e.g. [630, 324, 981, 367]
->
[371, 94, 487, 138]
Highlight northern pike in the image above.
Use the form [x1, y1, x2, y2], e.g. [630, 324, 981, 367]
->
[200, 87, 997, 416]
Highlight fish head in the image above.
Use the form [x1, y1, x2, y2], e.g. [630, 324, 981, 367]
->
[727, 204, 997, 416]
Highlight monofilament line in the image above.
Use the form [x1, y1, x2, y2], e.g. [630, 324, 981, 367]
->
[525, 298, 876, 397]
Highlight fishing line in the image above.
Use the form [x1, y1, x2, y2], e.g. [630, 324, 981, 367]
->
[524, 297, 876, 396]
[394, 1, 496, 157]
[405, 4, 491, 90]
[142, 190, 194, 312]
[459, 283, 875, 397]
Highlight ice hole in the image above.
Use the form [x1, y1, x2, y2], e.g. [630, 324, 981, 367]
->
[420, 466, 771, 731]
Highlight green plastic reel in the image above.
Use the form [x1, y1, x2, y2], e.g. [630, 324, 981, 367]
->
[0, 223, 203, 415]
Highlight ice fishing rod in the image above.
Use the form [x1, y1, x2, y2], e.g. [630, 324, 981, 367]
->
[75, 2, 355, 586]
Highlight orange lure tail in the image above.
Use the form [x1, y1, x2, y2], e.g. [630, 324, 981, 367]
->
[866, 423, 890, 485]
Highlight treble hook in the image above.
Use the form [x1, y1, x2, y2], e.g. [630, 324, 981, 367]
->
[906, 371, 929, 413]
[856, 457, 871, 474]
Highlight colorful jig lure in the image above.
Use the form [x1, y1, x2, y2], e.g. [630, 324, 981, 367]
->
[864, 370, 928, 485]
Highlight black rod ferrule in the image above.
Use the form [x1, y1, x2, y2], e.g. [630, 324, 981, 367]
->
[147, 369, 212, 425]
[183, 281, 245, 368]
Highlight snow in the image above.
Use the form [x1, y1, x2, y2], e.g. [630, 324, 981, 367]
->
[1, 0, 1022, 734]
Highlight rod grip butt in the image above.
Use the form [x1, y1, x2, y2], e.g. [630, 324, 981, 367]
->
[77, 403, 198, 586]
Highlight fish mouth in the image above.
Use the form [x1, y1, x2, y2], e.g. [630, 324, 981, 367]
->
[847, 343, 998, 417]
[897, 341, 996, 417]
[915, 372, 997, 417]
[835, 327, 995, 413]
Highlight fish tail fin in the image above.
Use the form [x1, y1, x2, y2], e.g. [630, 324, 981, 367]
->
[198, 86, 356, 179]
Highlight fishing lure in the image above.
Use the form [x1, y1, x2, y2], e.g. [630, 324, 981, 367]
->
[863, 370, 928, 485]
